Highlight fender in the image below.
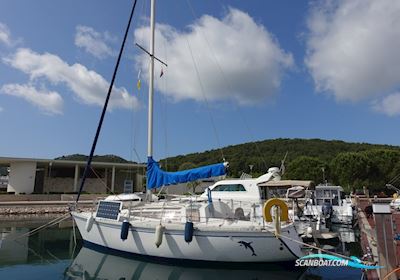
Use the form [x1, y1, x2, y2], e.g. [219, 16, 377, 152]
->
[263, 198, 289, 222]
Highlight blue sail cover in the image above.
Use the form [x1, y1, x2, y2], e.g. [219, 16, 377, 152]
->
[146, 157, 226, 189]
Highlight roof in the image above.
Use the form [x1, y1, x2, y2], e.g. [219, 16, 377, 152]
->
[315, 185, 344, 191]
[258, 180, 314, 188]
[0, 156, 144, 168]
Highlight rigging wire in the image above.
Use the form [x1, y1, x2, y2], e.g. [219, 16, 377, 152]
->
[184, 33, 226, 162]
[76, 0, 139, 203]
[160, 15, 170, 171]
[128, 0, 149, 188]
[388, 172, 400, 185]
[185, 0, 269, 171]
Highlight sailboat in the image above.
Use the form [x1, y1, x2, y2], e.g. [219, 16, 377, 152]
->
[71, 0, 305, 263]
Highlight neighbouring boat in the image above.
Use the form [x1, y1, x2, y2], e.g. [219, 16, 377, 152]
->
[71, 0, 305, 263]
[303, 184, 355, 225]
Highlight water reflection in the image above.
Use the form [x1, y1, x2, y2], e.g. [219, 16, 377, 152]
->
[64, 246, 307, 280]
[0, 221, 78, 267]
[0, 220, 362, 280]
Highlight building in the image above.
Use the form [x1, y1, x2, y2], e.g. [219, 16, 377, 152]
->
[0, 157, 145, 195]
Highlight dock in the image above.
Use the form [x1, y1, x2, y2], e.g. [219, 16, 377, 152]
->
[357, 197, 400, 280]
[0, 194, 100, 217]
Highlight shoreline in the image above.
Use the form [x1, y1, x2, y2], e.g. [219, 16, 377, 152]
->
[0, 201, 94, 219]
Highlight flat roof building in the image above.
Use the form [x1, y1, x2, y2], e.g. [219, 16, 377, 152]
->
[0, 157, 145, 195]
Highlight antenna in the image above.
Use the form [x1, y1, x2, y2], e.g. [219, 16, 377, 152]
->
[386, 184, 400, 194]
[279, 151, 288, 175]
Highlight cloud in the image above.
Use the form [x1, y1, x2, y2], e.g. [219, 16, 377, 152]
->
[0, 22, 11, 46]
[3, 48, 140, 110]
[0, 106, 3, 112]
[134, 8, 293, 105]
[305, 0, 400, 106]
[1, 83, 63, 115]
[372, 93, 400, 116]
[75, 25, 115, 59]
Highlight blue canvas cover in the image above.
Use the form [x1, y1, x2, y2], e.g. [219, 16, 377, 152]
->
[146, 157, 226, 189]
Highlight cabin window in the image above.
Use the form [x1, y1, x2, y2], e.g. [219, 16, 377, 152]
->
[212, 184, 246, 192]
[317, 199, 324, 205]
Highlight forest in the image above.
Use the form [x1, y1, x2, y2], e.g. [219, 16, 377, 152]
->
[57, 138, 400, 193]
[159, 138, 400, 193]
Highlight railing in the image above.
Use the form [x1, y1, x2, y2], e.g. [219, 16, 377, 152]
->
[87, 195, 295, 228]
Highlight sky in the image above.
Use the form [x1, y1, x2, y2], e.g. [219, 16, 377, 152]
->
[1, 0, 400, 163]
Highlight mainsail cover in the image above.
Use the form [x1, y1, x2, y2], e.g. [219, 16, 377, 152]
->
[147, 157, 227, 189]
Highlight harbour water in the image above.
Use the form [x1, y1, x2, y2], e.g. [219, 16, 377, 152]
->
[0, 219, 362, 280]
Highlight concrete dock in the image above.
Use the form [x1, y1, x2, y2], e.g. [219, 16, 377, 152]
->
[0, 194, 101, 216]
[357, 197, 400, 280]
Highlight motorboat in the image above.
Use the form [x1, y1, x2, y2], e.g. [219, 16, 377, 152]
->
[303, 185, 354, 225]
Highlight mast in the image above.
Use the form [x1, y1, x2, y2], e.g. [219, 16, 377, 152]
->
[147, 0, 155, 158]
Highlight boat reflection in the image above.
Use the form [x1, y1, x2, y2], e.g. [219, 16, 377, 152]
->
[64, 246, 309, 280]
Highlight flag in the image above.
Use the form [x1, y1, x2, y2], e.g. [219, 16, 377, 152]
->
[137, 69, 141, 90]
[160, 67, 164, 78]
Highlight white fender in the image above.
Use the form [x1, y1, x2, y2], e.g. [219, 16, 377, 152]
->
[85, 215, 94, 232]
[154, 224, 165, 248]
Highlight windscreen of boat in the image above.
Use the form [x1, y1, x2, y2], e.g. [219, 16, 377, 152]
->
[212, 184, 246, 191]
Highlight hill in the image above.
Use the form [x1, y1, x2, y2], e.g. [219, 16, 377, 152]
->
[55, 154, 134, 163]
[159, 138, 400, 192]
[57, 139, 400, 193]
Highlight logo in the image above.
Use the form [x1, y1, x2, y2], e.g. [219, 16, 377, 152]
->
[295, 254, 384, 270]
[238, 241, 257, 256]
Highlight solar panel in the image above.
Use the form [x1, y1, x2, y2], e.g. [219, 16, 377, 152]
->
[96, 200, 122, 220]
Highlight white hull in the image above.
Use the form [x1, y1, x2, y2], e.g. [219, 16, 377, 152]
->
[72, 211, 303, 263]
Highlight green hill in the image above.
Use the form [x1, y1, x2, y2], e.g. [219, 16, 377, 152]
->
[55, 154, 134, 163]
[159, 138, 400, 192]
[57, 138, 400, 193]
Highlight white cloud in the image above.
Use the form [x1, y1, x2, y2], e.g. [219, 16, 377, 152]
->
[1, 83, 63, 115]
[372, 93, 400, 116]
[0, 106, 3, 112]
[3, 48, 140, 110]
[75, 25, 114, 59]
[305, 0, 400, 106]
[0, 22, 11, 46]
[134, 8, 293, 105]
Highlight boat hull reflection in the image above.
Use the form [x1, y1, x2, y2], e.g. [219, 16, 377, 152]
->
[65, 245, 307, 280]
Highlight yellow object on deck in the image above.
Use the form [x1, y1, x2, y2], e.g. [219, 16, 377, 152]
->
[263, 198, 289, 222]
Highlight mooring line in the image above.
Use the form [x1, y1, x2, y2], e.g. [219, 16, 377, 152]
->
[6, 213, 71, 242]
[278, 232, 375, 265]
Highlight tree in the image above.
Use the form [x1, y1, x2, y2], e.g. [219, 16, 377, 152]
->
[330, 152, 375, 192]
[178, 162, 196, 171]
[284, 156, 327, 184]
[178, 162, 201, 194]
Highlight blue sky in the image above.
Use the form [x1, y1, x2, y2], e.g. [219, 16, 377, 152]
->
[1, 0, 400, 163]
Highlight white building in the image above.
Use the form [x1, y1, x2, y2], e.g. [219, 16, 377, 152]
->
[0, 157, 145, 195]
